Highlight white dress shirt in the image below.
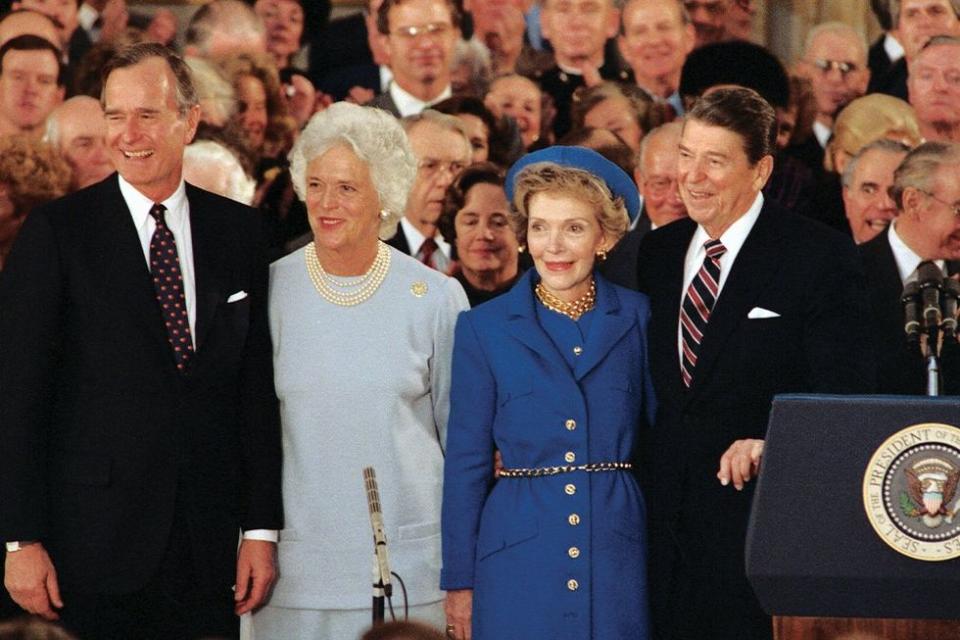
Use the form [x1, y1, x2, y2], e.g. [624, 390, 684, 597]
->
[398, 217, 452, 272]
[677, 192, 765, 363]
[812, 120, 831, 150]
[388, 81, 452, 117]
[884, 33, 905, 64]
[119, 175, 276, 543]
[888, 220, 945, 283]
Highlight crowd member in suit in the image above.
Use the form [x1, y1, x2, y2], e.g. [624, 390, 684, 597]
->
[11, 0, 89, 72]
[253, 0, 306, 72]
[251, 102, 467, 639]
[534, 0, 630, 139]
[43, 95, 114, 192]
[617, 0, 694, 118]
[874, 0, 960, 100]
[368, 0, 461, 118]
[908, 35, 960, 143]
[387, 110, 472, 271]
[311, 0, 390, 102]
[842, 139, 911, 245]
[860, 141, 960, 395]
[437, 162, 522, 307]
[0, 35, 64, 140]
[636, 87, 873, 640]
[603, 121, 686, 289]
[442, 145, 654, 640]
[789, 22, 870, 178]
[0, 42, 283, 639]
[682, 0, 729, 48]
[867, 0, 906, 94]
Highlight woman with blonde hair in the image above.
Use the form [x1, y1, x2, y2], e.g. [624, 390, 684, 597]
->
[825, 93, 922, 175]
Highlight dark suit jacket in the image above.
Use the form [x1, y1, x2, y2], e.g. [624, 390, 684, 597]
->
[366, 90, 402, 118]
[600, 210, 652, 290]
[384, 224, 412, 255]
[869, 56, 909, 101]
[0, 175, 283, 596]
[636, 201, 873, 640]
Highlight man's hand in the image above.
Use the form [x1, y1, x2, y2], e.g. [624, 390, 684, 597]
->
[444, 589, 473, 640]
[234, 539, 277, 615]
[717, 438, 765, 490]
[4, 543, 63, 621]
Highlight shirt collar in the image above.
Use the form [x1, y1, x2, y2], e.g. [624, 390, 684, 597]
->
[388, 81, 452, 117]
[379, 65, 393, 93]
[690, 192, 765, 260]
[399, 217, 450, 257]
[119, 175, 189, 228]
[77, 3, 98, 31]
[812, 120, 832, 149]
[888, 220, 944, 283]
[884, 33, 905, 63]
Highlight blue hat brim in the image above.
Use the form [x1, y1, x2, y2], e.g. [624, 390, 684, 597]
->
[505, 145, 641, 223]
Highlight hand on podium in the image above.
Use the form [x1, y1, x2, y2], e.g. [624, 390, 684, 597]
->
[718, 438, 764, 490]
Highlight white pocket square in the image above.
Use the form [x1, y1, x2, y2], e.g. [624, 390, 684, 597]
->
[227, 290, 248, 303]
[748, 307, 780, 319]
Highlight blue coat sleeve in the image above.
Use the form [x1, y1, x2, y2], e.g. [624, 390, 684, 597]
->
[440, 311, 497, 590]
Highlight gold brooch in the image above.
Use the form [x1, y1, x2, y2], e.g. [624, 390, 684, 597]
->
[411, 281, 428, 297]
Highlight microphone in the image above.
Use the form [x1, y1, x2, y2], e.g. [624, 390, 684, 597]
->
[363, 467, 392, 597]
[918, 262, 944, 332]
[942, 277, 960, 342]
[902, 281, 921, 344]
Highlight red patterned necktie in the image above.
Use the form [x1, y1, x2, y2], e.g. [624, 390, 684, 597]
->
[149, 203, 194, 373]
[679, 239, 727, 387]
[419, 236, 438, 268]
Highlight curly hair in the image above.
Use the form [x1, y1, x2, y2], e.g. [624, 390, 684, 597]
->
[288, 103, 417, 239]
[217, 52, 289, 153]
[510, 162, 628, 247]
[0, 135, 70, 214]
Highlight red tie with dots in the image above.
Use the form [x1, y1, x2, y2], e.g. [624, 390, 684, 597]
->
[149, 203, 194, 372]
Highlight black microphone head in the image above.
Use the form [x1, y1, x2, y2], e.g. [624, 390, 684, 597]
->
[902, 280, 921, 302]
[918, 261, 945, 287]
[944, 278, 960, 297]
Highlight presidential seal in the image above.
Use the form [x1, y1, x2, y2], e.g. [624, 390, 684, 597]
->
[863, 423, 960, 561]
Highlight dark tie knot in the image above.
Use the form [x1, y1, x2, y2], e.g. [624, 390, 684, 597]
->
[704, 239, 727, 259]
[149, 203, 167, 226]
[420, 237, 438, 254]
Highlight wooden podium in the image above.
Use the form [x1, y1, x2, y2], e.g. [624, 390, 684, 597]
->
[746, 395, 960, 640]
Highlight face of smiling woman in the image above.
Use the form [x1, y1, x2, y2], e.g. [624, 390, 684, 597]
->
[526, 190, 607, 302]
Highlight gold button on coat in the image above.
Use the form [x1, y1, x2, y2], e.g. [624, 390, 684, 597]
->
[568, 513, 580, 526]
[565, 419, 576, 431]
[564, 451, 576, 463]
[568, 546, 580, 558]
[564, 483, 576, 495]
[567, 579, 579, 591]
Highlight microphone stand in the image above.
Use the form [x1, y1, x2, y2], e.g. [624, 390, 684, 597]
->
[917, 263, 944, 396]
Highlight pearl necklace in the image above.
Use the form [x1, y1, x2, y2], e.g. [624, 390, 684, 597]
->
[535, 279, 596, 321]
[304, 241, 391, 306]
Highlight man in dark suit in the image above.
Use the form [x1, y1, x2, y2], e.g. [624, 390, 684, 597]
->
[866, 0, 906, 96]
[0, 43, 282, 639]
[860, 141, 960, 395]
[637, 87, 873, 640]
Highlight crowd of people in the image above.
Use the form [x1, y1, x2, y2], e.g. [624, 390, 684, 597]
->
[0, 0, 959, 639]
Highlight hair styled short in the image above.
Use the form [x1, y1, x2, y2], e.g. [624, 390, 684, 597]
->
[438, 161, 506, 247]
[686, 86, 777, 165]
[289, 103, 417, 239]
[841, 138, 911, 189]
[510, 162, 629, 247]
[101, 42, 198, 114]
[824, 94, 920, 173]
[570, 82, 660, 139]
[890, 141, 960, 210]
[0, 34, 65, 86]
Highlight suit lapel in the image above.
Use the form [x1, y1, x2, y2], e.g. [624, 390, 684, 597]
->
[650, 221, 694, 397]
[505, 272, 570, 374]
[187, 186, 228, 352]
[573, 275, 636, 381]
[687, 206, 781, 393]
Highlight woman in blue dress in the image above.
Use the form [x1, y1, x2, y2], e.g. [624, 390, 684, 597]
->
[441, 147, 657, 639]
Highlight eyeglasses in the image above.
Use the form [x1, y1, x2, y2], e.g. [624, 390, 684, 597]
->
[644, 177, 678, 196]
[391, 22, 452, 40]
[918, 189, 960, 218]
[418, 158, 467, 177]
[807, 58, 860, 77]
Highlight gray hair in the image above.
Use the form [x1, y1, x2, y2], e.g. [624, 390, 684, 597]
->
[890, 141, 960, 209]
[101, 42, 198, 114]
[802, 21, 868, 65]
[454, 38, 493, 95]
[186, 57, 237, 125]
[289, 103, 417, 238]
[401, 109, 471, 149]
[637, 121, 683, 175]
[43, 95, 102, 147]
[841, 138, 911, 188]
[184, 140, 256, 205]
[184, 0, 266, 56]
[890, 0, 960, 27]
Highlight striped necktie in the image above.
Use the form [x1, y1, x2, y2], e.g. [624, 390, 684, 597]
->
[680, 239, 727, 387]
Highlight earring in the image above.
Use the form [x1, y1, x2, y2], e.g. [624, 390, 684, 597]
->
[596, 247, 608, 261]
[379, 209, 390, 220]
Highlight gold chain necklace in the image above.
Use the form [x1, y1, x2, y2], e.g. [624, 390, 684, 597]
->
[304, 241, 391, 306]
[535, 278, 596, 320]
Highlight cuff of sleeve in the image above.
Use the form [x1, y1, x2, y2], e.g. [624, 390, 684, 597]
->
[440, 569, 474, 591]
[242, 529, 279, 542]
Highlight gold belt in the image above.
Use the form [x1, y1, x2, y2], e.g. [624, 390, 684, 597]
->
[497, 461, 632, 478]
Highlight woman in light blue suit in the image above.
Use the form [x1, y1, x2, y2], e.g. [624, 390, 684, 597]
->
[441, 147, 657, 639]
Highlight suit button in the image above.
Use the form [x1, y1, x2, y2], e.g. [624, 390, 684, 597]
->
[564, 483, 576, 495]
[573, 346, 583, 356]
[565, 419, 576, 431]
[568, 546, 580, 558]
[564, 451, 576, 463]
[568, 513, 580, 526]
[567, 579, 579, 591]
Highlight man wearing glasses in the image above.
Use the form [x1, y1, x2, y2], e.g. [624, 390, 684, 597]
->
[860, 141, 960, 394]
[789, 22, 870, 177]
[369, 0, 460, 117]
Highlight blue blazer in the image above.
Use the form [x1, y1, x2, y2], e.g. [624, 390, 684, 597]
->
[441, 270, 656, 639]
